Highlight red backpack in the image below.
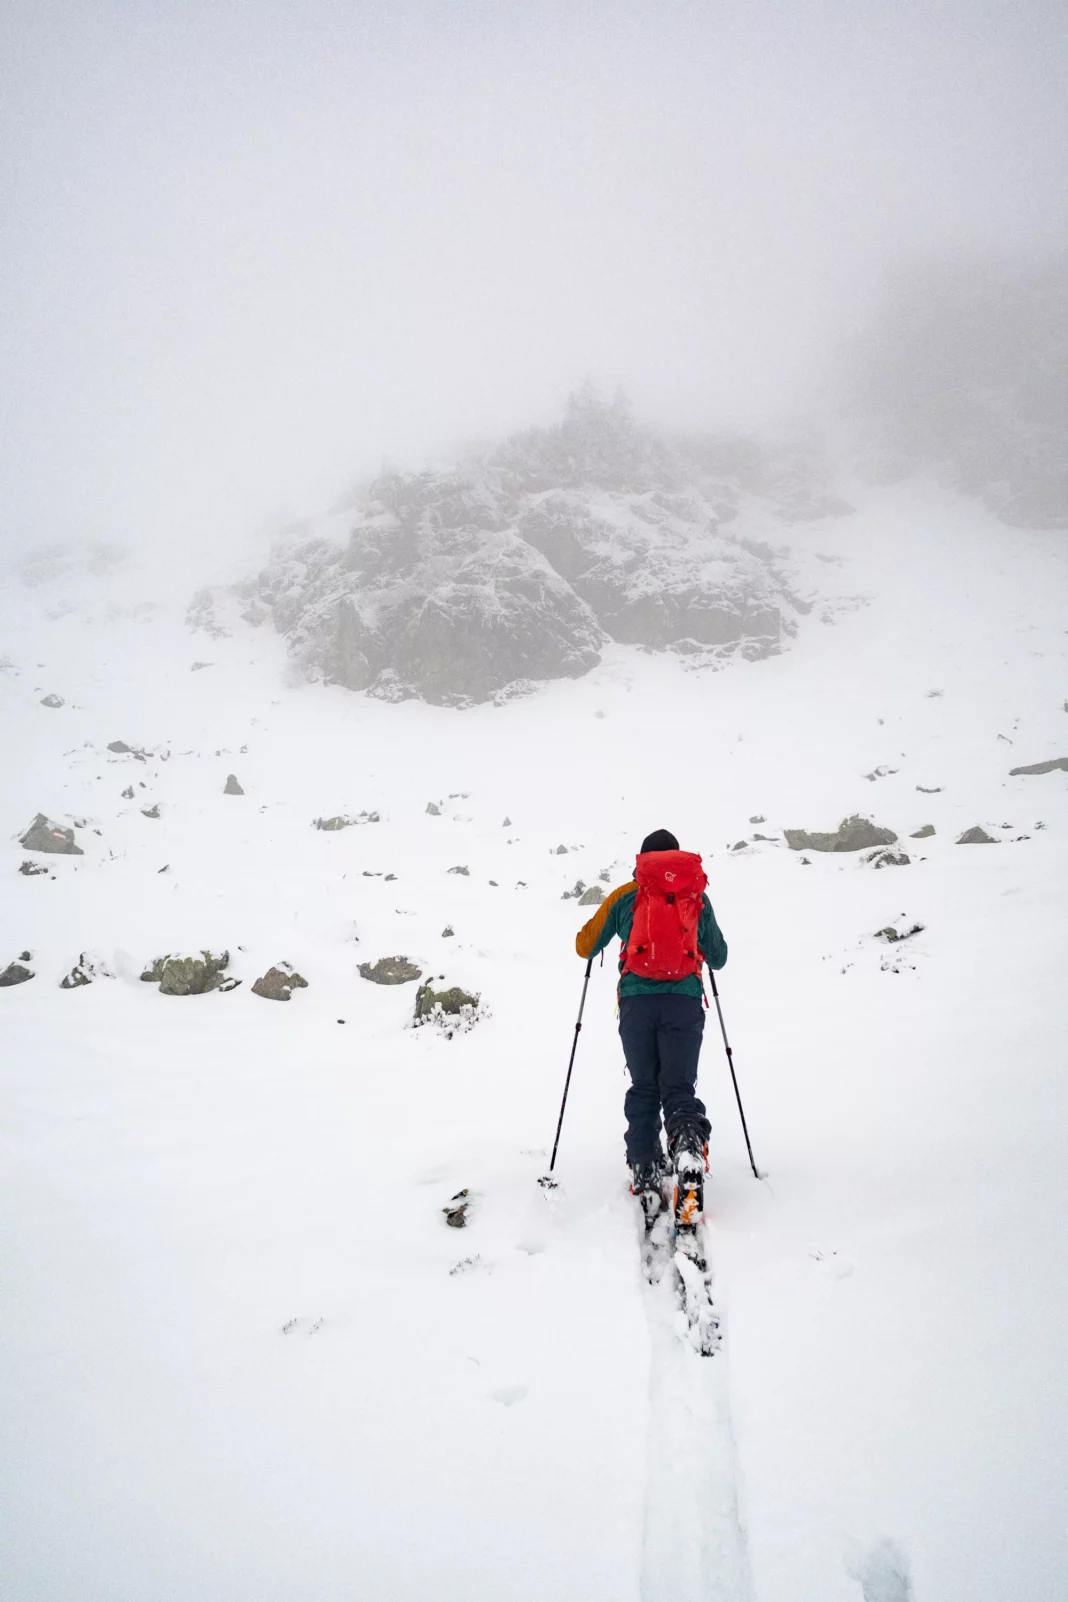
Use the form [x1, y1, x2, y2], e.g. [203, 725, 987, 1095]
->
[621, 850, 708, 982]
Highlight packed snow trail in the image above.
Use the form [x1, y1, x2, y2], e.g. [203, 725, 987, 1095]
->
[639, 1217, 753, 1602]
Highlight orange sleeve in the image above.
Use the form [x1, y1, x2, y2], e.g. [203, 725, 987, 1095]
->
[575, 880, 636, 958]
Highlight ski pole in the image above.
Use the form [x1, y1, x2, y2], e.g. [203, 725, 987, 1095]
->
[545, 957, 594, 1176]
[708, 969, 762, 1179]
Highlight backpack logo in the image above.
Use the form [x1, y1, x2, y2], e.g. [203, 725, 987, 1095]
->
[622, 850, 708, 983]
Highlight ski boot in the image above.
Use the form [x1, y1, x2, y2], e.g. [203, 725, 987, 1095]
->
[668, 1121, 709, 1234]
[629, 1153, 668, 1231]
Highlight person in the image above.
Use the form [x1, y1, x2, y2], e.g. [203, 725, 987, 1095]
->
[574, 828, 727, 1225]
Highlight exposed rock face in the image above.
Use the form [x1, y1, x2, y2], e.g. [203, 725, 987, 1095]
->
[957, 826, 998, 844]
[784, 815, 897, 852]
[252, 963, 309, 1001]
[0, 962, 34, 987]
[141, 951, 237, 994]
[224, 774, 244, 795]
[20, 814, 83, 855]
[224, 393, 841, 706]
[1009, 757, 1068, 776]
[578, 885, 605, 905]
[359, 956, 422, 985]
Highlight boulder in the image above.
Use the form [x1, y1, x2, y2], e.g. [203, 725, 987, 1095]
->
[957, 826, 998, 844]
[121, 786, 135, 799]
[442, 1189, 470, 1228]
[224, 774, 244, 795]
[1008, 758, 1068, 776]
[869, 849, 910, 868]
[0, 962, 34, 987]
[107, 741, 133, 753]
[414, 981, 480, 1021]
[359, 956, 423, 985]
[18, 860, 48, 876]
[784, 815, 897, 853]
[426, 802, 442, 815]
[19, 814, 83, 855]
[447, 865, 470, 876]
[909, 824, 936, 838]
[748, 814, 766, 824]
[141, 804, 160, 819]
[441, 925, 455, 938]
[251, 963, 309, 1001]
[141, 950, 237, 994]
[40, 694, 64, 708]
[577, 885, 605, 906]
[60, 952, 111, 988]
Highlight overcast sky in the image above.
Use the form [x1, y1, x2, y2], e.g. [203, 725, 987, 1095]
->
[2, 0, 1066, 556]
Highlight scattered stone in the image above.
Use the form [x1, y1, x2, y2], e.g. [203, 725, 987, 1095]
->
[384, 873, 397, 882]
[598, 868, 612, 882]
[748, 814, 766, 824]
[957, 826, 998, 844]
[191, 661, 213, 671]
[251, 963, 309, 1001]
[312, 811, 379, 829]
[121, 785, 135, 799]
[442, 925, 455, 938]
[910, 824, 936, 838]
[19, 814, 83, 855]
[555, 844, 569, 854]
[224, 774, 244, 795]
[503, 816, 512, 826]
[916, 786, 943, 794]
[426, 801, 442, 815]
[869, 849, 910, 868]
[40, 694, 64, 708]
[141, 804, 160, 819]
[447, 865, 470, 876]
[442, 1189, 470, 1228]
[577, 885, 605, 906]
[107, 740, 132, 753]
[488, 880, 498, 887]
[784, 815, 897, 853]
[18, 860, 48, 876]
[60, 952, 108, 988]
[800, 856, 812, 865]
[731, 840, 748, 852]
[141, 950, 237, 995]
[0, 962, 34, 987]
[875, 923, 925, 944]
[359, 956, 423, 985]
[561, 880, 587, 899]
[926, 689, 943, 698]
[862, 766, 899, 781]
[1008, 757, 1068, 776]
[751, 833, 776, 842]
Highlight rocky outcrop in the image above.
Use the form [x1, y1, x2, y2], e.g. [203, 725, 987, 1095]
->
[20, 814, 83, 855]
[784, 816, 897, 852]
[251, 963, 308, 1001]
[359, 956, 422, 985]
[141, 951, 238, 994]
[1009, 757, 1068, 776]
[223, 393, 840, 706]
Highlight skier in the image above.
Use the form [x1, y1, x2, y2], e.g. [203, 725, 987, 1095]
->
[575, 829, 727, 1229]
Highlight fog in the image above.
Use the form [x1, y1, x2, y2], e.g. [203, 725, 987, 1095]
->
[2, 0, 1066, 558]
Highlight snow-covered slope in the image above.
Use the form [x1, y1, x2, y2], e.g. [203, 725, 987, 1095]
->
[2, 483, 1067, 1602]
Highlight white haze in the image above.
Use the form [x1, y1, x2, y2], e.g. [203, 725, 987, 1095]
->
[2, 0, 1067, 559]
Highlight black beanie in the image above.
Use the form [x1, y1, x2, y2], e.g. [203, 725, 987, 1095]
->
[640, 829, 679, 854]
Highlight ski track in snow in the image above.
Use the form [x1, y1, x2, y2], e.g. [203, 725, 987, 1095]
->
[2, 482, 1068, 1600]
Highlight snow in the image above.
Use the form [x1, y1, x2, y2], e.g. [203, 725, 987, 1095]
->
[2, 483, 1067, 1600]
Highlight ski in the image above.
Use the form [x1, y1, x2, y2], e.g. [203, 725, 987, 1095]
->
[637, 1179, 721, 1357]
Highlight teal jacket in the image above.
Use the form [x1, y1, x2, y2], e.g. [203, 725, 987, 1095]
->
[575, 880, 727, 998]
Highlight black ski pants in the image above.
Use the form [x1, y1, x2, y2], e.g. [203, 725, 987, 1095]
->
[618, 991, 710, 1165]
